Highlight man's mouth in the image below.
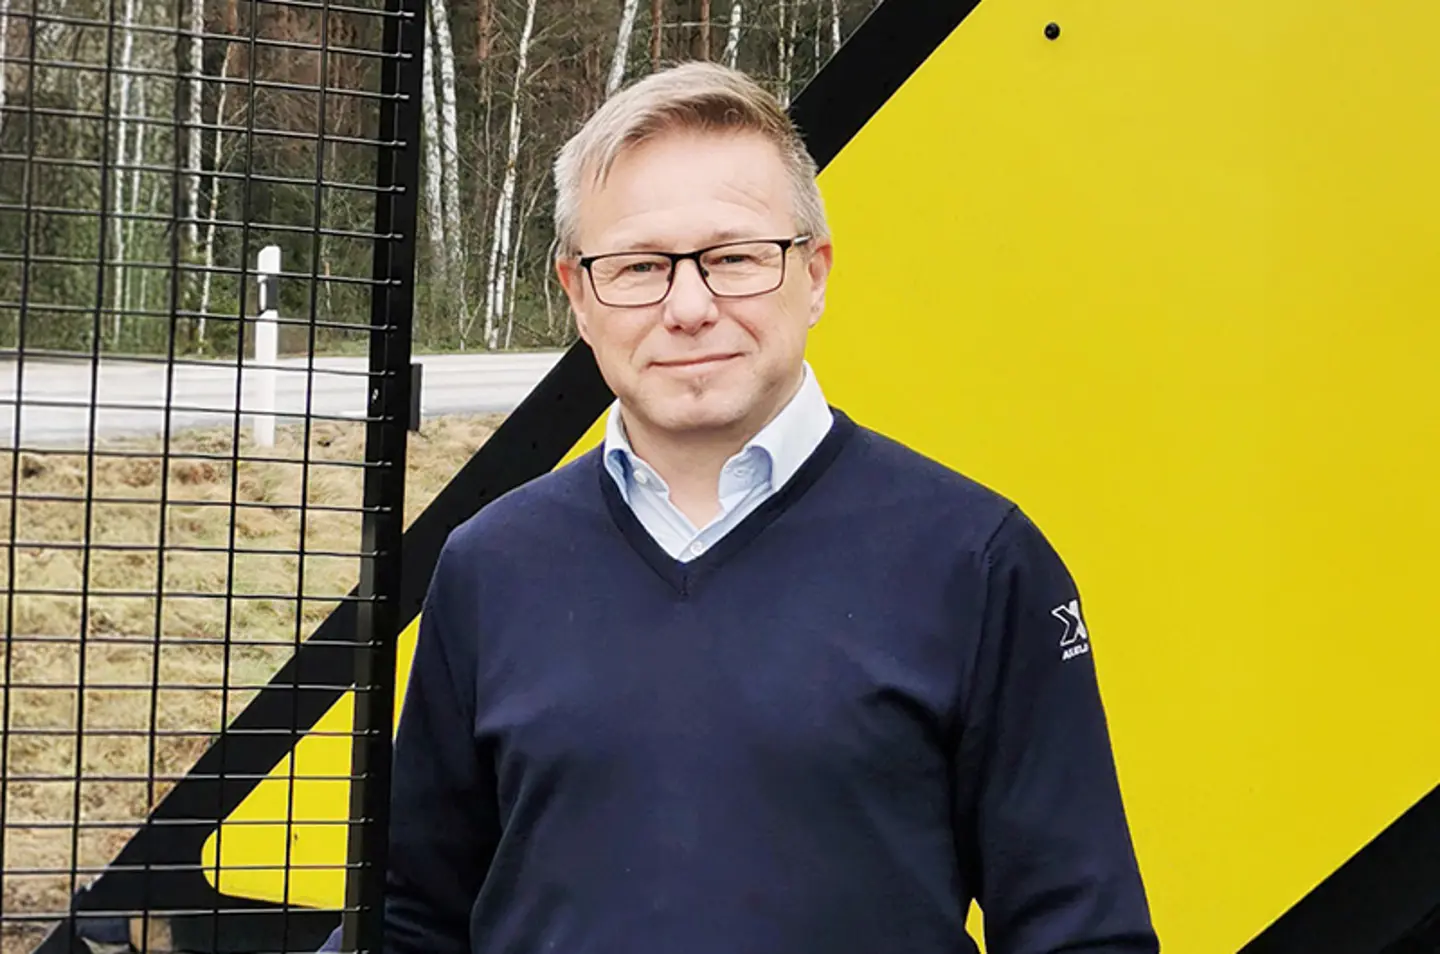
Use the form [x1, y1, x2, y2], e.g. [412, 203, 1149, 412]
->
[652, 354, 739, 369]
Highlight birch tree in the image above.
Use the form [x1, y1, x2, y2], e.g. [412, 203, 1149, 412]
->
[185, 0, 204, 250]
[0, 0, 13, 138]
[135, 132, 165, 319]
[504, 178, 545, 349]
[699, 0, 710, 59]
[482, 0, 537, 350]
[723, 0, 741, 68]
[429, 0, 464, 311]
[813, 0, 820, 65]
[831, 0, 841, 54]
[606, 0, 642, 95]
[123, 73, 148, 339]
[422, 3, 449, 297]
[649, 0, 661, 68]
[111, 0, 139, 346]
[785, 0, 798, 99]
[197, 0, 240, 342]
[776, 0, 791, 107]
[473, 0, 494, 334]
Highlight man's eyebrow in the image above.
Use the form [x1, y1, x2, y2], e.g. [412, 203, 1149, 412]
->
[606, 228, 771, 252]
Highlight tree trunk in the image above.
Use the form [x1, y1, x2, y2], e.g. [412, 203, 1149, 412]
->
[474, 0, 493, 337]
[111, 0, 138, 347]
[475, 0, 492, 64]
[504, 175, 545, 349]
[185, 0, 203, 250]
[776, 0, 789, 107]
[196, 0, 239, 345]
[814, 0, 820, 67]
[429, 0, 464, 316]
[422, 3, 449, 296]
[831, 0, 841, 54]
[785, 0, 797, 102]
[137, 162, 163, 323]
[197, 65, 231, 342]
[722, 0, 741, 68]
[0, 0, 13, 140]
[649, 0, 662, 69]
[124, 73, 148, 337]
[607, 0, 641, 95]
[482, 0, 536, 350]
[698, 0, 710, 60]
[543, 234, 558, 338]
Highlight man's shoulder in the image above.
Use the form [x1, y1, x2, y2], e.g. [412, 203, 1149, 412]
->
[839, 415, 1019, 522]
[442, 446, 605, 557]
[833, 416, 1060, 571]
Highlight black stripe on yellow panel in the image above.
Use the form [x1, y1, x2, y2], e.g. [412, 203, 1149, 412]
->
[1239, 783, 1440, 954]
[790, 0, 983, 167]
[45, 2, 984, 950]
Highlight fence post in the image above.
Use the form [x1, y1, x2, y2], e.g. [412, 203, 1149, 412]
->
[253, 245, 281, 448]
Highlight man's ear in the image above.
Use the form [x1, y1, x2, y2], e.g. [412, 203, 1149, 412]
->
[805, 239, 834, 328]
[555, 255, 593, 344]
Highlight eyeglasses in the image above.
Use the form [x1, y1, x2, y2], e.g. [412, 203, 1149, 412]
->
[577, 235, 811, 308]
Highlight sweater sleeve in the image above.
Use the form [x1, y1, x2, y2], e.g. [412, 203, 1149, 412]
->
[384, 539, 499, 952]
[955, 507, 1159, 954]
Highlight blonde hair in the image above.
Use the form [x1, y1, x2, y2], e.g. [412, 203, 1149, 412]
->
[552, 61, 829, 258]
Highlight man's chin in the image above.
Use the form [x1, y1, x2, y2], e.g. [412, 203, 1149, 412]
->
[643, 395, 751, 437]
[659, 408, 748, 436]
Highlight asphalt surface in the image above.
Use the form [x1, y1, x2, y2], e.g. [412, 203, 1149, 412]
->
[0, 351, 566, 448]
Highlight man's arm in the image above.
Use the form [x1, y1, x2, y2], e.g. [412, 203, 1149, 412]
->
[384, 541, 499, 952]
[954, 507, 1159, 953]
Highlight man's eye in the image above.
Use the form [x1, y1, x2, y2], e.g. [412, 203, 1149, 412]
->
[714, 254, 758, 266]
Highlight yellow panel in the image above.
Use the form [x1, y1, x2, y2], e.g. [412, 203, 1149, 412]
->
[205, 2, 1440, 946]
[201, 694, 354, 907]
[202, 616, 421, 908]
[806, 0, 1440, 950]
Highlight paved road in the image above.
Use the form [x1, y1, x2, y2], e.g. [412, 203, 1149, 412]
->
[0, 351, 566, 448]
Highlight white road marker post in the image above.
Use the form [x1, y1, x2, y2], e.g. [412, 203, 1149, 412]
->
[253, 245, 281, 448]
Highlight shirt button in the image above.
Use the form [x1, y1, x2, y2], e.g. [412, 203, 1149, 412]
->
[634, 470, 650, 485]
[689, 541, 706, 557]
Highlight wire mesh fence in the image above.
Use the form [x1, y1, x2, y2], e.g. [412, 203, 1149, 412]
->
[0, 0, 423, 945]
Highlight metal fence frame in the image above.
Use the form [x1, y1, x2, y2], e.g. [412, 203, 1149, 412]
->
[0, 0, 425, 943]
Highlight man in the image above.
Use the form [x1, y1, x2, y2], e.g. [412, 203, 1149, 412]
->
[381, 61, 1159, 954]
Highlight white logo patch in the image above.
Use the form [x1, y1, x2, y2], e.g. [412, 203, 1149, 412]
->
[1051, 599, 1090, 661]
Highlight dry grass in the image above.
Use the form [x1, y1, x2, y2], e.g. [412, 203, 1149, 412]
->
[1, 413, 502, 951]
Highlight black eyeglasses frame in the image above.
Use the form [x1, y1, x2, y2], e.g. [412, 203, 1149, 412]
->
[576, 235, 813, 307]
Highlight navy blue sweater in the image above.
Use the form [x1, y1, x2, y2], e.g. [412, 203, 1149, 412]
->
[383, 410, 1157, 954]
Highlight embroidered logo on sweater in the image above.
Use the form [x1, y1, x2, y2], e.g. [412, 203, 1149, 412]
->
[1052, 599, 1090, 661]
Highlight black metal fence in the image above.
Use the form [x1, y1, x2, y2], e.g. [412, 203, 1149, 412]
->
[0, 0, 423, 945]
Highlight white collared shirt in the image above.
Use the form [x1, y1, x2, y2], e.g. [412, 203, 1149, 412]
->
[602, 362, 834, 562]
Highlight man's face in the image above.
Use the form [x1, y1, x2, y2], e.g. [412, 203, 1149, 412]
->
[557, 128, 832, 443]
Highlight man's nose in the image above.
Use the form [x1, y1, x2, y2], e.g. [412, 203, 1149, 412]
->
[662, 258, 717, 330]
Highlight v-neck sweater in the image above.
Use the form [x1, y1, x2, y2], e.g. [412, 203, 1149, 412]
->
[383, 410, 1158, 954]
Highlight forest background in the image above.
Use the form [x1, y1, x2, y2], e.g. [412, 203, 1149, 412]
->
[0, 0, 884, 362]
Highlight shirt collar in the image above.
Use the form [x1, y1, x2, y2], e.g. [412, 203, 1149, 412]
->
[602, 361, 834, 501]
